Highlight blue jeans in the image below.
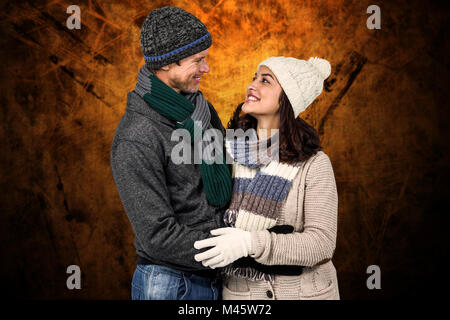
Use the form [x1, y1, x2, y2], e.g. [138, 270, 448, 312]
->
[131, 264, 221, 300]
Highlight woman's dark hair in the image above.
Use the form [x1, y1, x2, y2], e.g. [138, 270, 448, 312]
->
[227, 90, 322, 163]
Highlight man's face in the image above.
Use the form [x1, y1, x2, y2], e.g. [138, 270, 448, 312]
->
[165, 49, 210, 93]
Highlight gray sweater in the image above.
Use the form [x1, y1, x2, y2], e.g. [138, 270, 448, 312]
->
[110, 91, 228, 274]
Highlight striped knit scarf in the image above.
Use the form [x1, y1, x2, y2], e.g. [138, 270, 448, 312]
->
[134, 66, 232, 207]
[223, 130, 302, 281]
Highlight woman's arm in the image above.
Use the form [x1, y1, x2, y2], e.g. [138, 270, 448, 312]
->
[250, 152, 338, 267]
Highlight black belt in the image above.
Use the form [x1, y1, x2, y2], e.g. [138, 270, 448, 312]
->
[136, 255, 218, 279]
[231, 224, 303, 276]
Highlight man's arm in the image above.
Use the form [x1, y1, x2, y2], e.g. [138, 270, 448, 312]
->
[110, 138, 215, 270]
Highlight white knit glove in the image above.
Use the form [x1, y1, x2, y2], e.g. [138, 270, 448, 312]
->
[194, 227, 252, 269]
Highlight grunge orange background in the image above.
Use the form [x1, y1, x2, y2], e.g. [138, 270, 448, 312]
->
[0, 0, 449, 299]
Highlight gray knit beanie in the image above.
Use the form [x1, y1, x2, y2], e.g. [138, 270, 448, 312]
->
[140, 6, 212, 70]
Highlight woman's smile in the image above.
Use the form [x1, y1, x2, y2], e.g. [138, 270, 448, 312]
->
[245, 93, 260, 103]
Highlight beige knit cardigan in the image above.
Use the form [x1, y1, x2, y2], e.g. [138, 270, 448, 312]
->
[222, 151, 340, 300]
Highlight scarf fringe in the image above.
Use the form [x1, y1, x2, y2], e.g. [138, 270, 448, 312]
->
[222, 265, 274, 283]
[223, 209, 237, 226]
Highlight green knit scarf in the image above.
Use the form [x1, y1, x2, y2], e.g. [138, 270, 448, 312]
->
[142, 73, 232, 207]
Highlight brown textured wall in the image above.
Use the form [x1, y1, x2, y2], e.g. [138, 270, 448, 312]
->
[0, 0, 448, 299]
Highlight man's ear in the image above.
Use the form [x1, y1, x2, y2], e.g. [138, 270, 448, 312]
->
[160, 63, 173, 71]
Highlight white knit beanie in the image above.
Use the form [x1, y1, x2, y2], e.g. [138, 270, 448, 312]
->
[258, 56, 331, 117]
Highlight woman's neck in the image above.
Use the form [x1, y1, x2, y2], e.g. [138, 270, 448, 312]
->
[256, 116, 280, 139]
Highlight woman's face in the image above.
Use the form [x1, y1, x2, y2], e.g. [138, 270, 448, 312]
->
[241, 65, 282, 117]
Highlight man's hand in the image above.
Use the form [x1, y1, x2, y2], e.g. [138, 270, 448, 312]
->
[194, 227, 252, 269]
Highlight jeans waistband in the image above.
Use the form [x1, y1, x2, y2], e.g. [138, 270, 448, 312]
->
[137, 256, 218, 280]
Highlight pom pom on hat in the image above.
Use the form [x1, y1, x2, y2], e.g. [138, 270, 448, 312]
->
[308, 57, 331, 79]
[258, 56, 331, 117]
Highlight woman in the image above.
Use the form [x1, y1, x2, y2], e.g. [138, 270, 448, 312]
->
[194, 56, 339, 300]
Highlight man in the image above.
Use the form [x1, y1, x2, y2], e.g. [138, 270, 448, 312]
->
[110, 6, 231, 300]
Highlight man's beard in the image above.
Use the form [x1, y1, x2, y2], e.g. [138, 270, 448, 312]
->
[171, 76, 198, 94]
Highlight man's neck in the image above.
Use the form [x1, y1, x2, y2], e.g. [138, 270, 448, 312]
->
[153, 70, 180, 93]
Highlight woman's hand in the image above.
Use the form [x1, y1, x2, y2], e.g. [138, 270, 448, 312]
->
[193, 227, 252, 269]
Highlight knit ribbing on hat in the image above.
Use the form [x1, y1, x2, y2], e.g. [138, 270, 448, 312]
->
[140, 6, 212, 70]
[258, 56, 331, 118]
[144, 33, 211, 62]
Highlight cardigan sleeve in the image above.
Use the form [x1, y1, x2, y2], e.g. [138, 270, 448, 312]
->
[249, 152, 338, 267]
